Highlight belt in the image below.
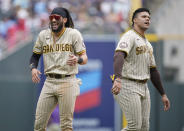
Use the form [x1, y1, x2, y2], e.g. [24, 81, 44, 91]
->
[46, 74, 71, 79]
[125, 78, 148, 84]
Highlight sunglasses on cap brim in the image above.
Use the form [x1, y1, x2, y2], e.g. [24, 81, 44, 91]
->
[49, 15, 61, 21]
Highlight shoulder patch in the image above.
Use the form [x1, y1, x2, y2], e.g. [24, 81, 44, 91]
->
[119, 42, 128, 49]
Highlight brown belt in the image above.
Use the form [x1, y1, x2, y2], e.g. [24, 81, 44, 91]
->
[124, 78, 148, 84]
[46, 74, 71, 79]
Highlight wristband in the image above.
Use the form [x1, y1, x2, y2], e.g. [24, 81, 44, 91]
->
[29, 63, 36, 70]
[77, 57, 83, 64]
[115, 79, 122, 83]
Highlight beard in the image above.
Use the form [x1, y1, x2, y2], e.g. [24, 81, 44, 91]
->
[51, 22, 63, 33]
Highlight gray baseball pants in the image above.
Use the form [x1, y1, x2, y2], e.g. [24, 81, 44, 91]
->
[34, 76, 80, 131]
[114, 78, 151, 131]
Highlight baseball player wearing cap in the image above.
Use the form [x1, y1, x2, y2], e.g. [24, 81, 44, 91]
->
[29, 7, 88, 131]
[111, 8, 170, 131]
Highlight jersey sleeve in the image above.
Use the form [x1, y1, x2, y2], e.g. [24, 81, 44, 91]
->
[115, 33, 134, 56]
[149, 47, 156, 68]
[33, 32, 43, 54]
[72, 29, 86, 55]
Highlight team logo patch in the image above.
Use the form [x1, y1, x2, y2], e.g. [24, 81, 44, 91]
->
[119, 42, 128, 48]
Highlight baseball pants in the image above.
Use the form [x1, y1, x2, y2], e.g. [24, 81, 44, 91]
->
[114, 78, 151, 131]
[34, 75, 80, 131]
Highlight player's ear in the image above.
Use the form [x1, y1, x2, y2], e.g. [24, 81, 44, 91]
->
[133, 17, 137, 24]
[63, 18, 67, 24]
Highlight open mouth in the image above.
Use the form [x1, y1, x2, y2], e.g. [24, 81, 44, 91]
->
[144, 22, 149, 26]
[51, 22, 59, 29]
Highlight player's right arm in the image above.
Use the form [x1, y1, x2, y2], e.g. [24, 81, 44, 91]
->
[112, 32, 134, 95]
[30, 31, 43, 83]
[30, 53, 41, 83]
[112, 51, 126, 95]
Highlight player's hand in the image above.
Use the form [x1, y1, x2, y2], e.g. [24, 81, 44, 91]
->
[31, 68, 41, 83]
[67, 54, 78, 66]
[111, 78, 122, 95]
[161, 94, 170, 111]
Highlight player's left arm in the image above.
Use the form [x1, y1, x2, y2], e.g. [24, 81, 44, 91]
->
[67, 29, 87, 66]
[77, 51, 88, 65]
[67, 51, 88, 66]
[150, 67, 170, 111]
[149, 45, 170, 111]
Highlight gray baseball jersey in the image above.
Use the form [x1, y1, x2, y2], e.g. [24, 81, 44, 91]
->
[33, 27, 85, 131]
[114, 29, 155, 131]
[115, 29, 156, 80]
[33, 27, 86, 75]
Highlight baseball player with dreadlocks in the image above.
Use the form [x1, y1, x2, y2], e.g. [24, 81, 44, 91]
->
[29, 7, 88, 131]
[112, 8, 170, 131]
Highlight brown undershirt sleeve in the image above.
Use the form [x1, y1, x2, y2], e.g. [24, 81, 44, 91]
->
[113, 51, 126, 79]
[29, 53, 41, 70]
[150, 67, 165, 96]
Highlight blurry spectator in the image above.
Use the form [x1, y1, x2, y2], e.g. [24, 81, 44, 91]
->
[47, 0, 60, 12]
[16, 5, 29, 19]
[0, 17, 8, 38]
[12, 0, 30, 9]
[34, 0, 47, 15]
[0, 0, 11, 13]
[6, 21, 17, 50]
[25, 13, 42, 32]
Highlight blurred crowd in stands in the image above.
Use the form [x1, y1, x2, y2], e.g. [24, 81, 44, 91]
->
[0, 0, 130, 57]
